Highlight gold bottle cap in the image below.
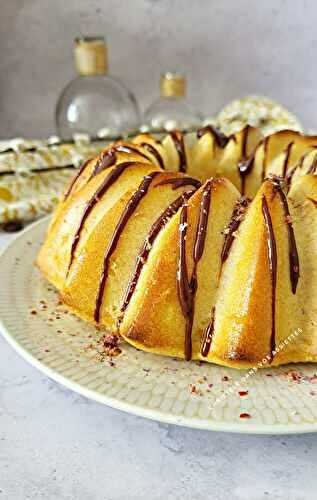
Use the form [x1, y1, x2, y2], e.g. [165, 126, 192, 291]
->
[74, 37, 108, 76]
[160, 72, 186, 98]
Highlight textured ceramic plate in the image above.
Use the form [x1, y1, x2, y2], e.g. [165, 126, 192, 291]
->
[1, 218, 317, 434]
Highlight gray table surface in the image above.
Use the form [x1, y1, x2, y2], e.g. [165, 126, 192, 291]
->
[0, 230, 316, 500]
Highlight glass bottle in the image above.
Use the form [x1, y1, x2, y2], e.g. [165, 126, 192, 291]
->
[142, 72, 201, 132]
[55, 37, 140, 138]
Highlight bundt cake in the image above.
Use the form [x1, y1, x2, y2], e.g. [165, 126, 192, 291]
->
[37, 126, 317, 368]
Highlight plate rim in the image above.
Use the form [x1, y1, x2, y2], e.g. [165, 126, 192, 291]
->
[1, 217, 317, 435]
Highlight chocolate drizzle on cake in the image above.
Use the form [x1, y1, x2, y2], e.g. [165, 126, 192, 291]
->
[307, 152, 317, 174]
[221, 197, 250, 266]
[91, 149, 117, 178]
[177, 181, 212, 360]
[307, 197, 317, 208]
[177, 204, 192, 360]
[261, 195, 277, 360]
[67, 162, 137, 273]
[64, 159, 92, 200]
[113, 144, 150, 161]
[261, 136, 269, 181]
[282, 142, 294, 178]
[196, 125, 229, 148]
[155, 176, 202, 190]
[237, 125, 252, 195]
[201, 307, 215, 357]
[140, 142, 165, 169]
[169, 130, 187, 172]
[272, 177, 300, 294]
[237, 157, 254, 196]
[94, 171, 160, 322]
[119, 190, 195, 321]
[193, 181, 212, 262]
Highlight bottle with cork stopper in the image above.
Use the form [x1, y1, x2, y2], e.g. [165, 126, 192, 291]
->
[55, 36, 140, 138]
[142, 72, 201, 132]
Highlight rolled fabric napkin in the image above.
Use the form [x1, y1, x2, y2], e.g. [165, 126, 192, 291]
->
[0, 136, 109, 229]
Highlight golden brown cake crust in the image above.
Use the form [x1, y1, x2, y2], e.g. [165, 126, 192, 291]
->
[37, 129, 317, 368]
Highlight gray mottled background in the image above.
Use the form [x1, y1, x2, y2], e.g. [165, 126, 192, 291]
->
[0, 0, 316, 138]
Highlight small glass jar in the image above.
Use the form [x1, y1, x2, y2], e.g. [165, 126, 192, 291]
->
[55, 37, 141, 138]
[142, 72, 201, 132]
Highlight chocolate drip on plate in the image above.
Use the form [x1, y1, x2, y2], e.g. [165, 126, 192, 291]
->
[261, 195, 277, 360]
[177, 181, 212, 360]
[140, 142, 165, 169]
[220, 197, 250, 267]
[196, 125, 229, 148]
[169, 130, 187, 172]
[120, 190, 195, 320]
[94, 171, 160, 322]
[201, 307, 215, 357]
[155, 176, 202, 190]
[67, 161, 137, 273]
[272, 178, 300, 293]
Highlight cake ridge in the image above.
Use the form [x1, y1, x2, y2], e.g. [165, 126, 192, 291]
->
[67, 161, 145, 274]
[119, 189, 195, 323]
[261, 194, 277, 361]
[169, 130, 187, 172]
[37, 126, 317, 368]
[94, 170, 160, 323]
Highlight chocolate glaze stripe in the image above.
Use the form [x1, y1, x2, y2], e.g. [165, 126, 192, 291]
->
[241, 125, 250, 160]
[155, 176, 202, 190]
[177, 204, 193, 360]
[90, 149, 117, 178]
[169, 130, 187, 172]
[177, 181, 212, 360]
[113, 144, 151, 161]
[307, 197, 317, 208]
[220, 197, 250, 266]
[201, 307, 215, 357]
[285, 153, 307, 190]
[67, 161, 137, 273]
[64, 159, 93, 200]
[237, 125, 252, 195]
[140, 142, 165, 169]
[193, 180, 212, 262]
[237, 156, 254, 196]
[282, 142, 294, 178]
[261, 136, 269, 182]
[272, 179, 300, 294]
[89, 143, 155, 181]
[201, 194, 249, 358]
[196, 125, 229, 148]
[90, 143, 153, 180]
[307, 152, 317, 174]
[261, 195, 277, 360]
[119, 190, 195, 321]
[94, 171, 160, 323]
